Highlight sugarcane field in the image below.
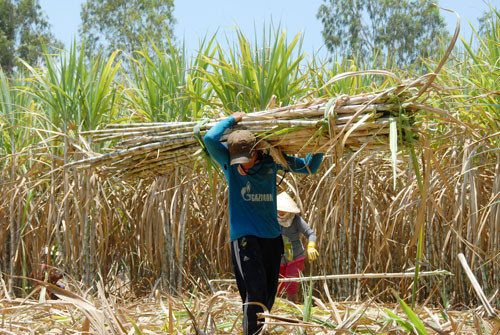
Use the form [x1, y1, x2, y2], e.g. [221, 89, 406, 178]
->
[1, 1, 500, 334]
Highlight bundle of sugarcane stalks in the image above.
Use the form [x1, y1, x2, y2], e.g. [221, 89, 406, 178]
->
[67, 82, 435, 179]
[67, 11, 461, 180]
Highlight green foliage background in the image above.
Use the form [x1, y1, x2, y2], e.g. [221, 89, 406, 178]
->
[79, 0, 176, 58]
[0, 0, 61, 74]
[317, 0, 450, 68]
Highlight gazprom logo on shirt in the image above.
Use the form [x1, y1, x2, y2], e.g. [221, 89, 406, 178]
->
[241, 182, 273, 202]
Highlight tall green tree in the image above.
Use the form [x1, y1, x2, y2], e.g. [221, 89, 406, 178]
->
[477, 5, 499, 37]
[0, 0, 61, 74]
[316, 0, 450, 67]
[79, 0, 176, 56]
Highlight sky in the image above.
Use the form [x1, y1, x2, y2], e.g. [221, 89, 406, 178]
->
[39, 0, 496, 59]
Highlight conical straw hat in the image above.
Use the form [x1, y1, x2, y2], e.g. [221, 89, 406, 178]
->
[277, 192, 300, 213]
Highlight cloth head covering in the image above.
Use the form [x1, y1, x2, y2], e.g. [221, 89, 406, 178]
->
[227, 130, 256, 165]
[278, 212, 294, 227]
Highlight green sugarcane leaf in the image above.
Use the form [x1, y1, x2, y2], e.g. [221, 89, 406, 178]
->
[302, 269, 314, 322]
[384, 308, 414, 333]
[127, 317, 143, 335]
[395, 294, 429, 335]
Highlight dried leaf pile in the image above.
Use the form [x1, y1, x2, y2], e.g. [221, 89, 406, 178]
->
[0, 286, 495, 334]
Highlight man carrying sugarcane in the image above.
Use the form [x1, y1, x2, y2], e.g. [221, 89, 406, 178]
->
[204, 112, 323, 335]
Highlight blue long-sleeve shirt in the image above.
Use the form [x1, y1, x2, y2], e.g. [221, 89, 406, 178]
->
[204, 116, 323, 241]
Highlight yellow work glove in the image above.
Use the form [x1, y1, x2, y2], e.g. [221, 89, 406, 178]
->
[306, 241, 319, 261]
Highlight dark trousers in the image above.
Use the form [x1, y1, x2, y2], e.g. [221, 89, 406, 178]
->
[231, 235, 284, 335]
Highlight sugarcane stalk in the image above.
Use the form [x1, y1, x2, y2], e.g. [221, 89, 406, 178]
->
[208, 270, 452, 285]
[458, 253, 500, 321]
